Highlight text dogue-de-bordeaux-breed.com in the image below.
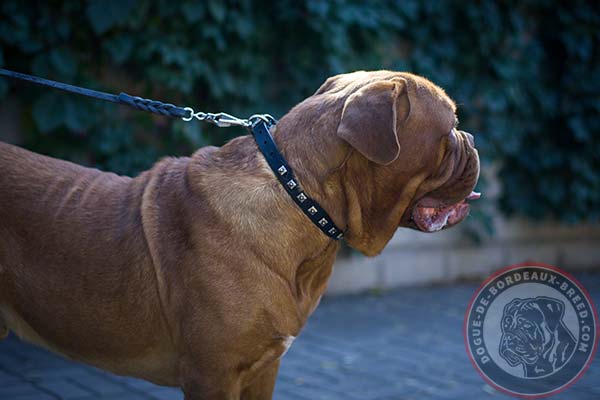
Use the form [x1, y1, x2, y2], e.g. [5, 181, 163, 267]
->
[0, 71, 480, 399]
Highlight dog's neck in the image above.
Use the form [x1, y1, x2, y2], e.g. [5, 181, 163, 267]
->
[190, 135, 339, 248]
[524, 358, 553, 378]
[188, 137, 340, 321]
[271, 123, 350, 235]
[272, 99, 416, 256]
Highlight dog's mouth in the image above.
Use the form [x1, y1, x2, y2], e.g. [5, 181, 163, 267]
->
[502, 348, 523, 367]
[501, 332, 533, 366]
[411, 191, 480, 232]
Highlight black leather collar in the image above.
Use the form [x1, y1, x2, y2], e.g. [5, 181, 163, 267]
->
[249, 119, 344, 240]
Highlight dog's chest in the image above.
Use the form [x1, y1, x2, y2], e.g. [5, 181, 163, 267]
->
[280, 335, 296, 358]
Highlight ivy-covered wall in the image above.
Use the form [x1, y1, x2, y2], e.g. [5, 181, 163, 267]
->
[0, 0, 598, 224]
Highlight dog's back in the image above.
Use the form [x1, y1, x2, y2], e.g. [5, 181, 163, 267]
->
[0, 142, 176, 382]
[0, 141, 138, 287]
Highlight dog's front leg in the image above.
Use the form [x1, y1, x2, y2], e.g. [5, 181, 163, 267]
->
[240, 360, 280, 400]
[181, 374, 241, 400]
[0, 318, 7, 340]
[179, 348, 282, 400]
[179, 356, 242, 400]
[182, 383, 240, 400]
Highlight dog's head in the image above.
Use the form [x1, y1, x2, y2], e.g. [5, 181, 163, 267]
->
[499, 296, 576, 376]
[278, 71, 480, 255]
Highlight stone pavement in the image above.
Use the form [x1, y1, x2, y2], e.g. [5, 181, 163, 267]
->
[1, 272, 598, 400]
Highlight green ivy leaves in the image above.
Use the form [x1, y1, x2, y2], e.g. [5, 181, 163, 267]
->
[32, 93, 95, 133]
[0, 0, 598, 225]
[86, 0, 137, 34]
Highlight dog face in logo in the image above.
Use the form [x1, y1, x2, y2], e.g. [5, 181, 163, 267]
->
[499, 296, 576, 378]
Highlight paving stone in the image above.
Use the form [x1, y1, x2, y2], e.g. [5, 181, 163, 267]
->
[77, 394, 150, 400]
[118, 376, 164, 391]
[147, 387, 185, 400]
[0, 351, 25, 367]
[0, 369, 23, 385]
[36, 378, 94, 399]
[21, 366, 94, 379]
[0, 384, 50, 398]
[273, 388, 313, 400]
[68, 372, 129, 396]
[11, 394, 56, 400]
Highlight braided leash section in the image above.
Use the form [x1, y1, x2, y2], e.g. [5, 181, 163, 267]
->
[118, 93, 189, 119]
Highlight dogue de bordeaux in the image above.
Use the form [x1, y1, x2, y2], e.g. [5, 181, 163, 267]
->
[500, 296, 576, 378]
[0, 71, 480, 399]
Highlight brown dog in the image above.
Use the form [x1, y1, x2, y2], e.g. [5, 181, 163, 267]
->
[0, 71, 479, 399]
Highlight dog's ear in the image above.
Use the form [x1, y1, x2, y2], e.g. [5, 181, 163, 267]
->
[337, 77, 411, 165]
[314, 75, 338, 95]
[534, 297, 565, 332]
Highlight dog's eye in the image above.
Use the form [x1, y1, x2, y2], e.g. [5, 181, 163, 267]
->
[517, 317, 532, 329]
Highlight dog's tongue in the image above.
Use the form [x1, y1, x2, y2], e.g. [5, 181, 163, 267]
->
[466, 191, 481, 200]
[413, 191, 480, 232]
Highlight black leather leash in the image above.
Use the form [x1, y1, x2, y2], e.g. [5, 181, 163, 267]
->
[0, 68, 189, 119]
[0, 68, 344, 240]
